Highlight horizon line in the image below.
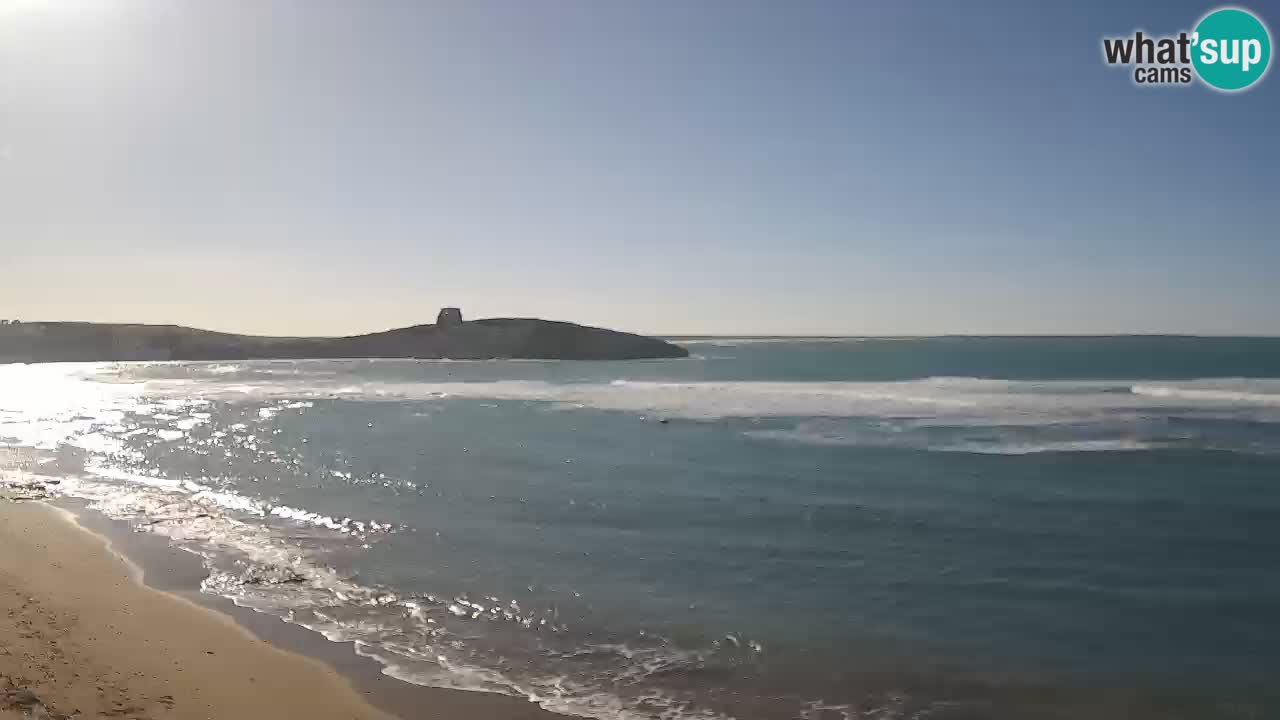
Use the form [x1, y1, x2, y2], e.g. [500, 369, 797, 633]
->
[6, 319, 1280, 341]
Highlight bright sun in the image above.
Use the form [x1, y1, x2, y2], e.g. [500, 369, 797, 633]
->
[0, 0, 88, 20]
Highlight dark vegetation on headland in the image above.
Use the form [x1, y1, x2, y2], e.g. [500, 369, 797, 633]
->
[0, 309, 688, 363]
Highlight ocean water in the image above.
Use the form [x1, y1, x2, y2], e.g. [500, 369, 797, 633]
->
[3, 337, 1280, 719]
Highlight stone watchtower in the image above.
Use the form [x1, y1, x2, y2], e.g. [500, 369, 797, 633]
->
[436, 307, 463, 327]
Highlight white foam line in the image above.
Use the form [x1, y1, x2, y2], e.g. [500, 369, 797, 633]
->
[127, 376, 1280, 426]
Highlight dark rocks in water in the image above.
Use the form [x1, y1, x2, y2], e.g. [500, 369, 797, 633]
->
[0, 309, 689, 362]
[5, 689, 41, 707]
[0, 481, 52, 502]
[237, 564, 308, 586]
[436, 307, 463, 327]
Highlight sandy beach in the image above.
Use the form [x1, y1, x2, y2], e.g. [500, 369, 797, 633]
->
[0, 500, 394, 720]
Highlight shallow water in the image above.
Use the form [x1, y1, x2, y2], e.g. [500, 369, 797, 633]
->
[3, 337, 1280, 719]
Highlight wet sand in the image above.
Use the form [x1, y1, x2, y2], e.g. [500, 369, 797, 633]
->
[0, 500, 560, 720]
[0, 500, 395, 719]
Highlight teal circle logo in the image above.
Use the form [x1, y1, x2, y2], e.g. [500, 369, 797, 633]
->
[1192, 7, 1272, 91]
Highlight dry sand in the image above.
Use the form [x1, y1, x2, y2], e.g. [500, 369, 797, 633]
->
[0, 500, 394, 720]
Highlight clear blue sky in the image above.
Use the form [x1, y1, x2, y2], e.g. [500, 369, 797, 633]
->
[1, 0, 1276, 335]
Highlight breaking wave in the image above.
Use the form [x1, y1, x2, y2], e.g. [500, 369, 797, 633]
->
[1130, 382, 1280, 405]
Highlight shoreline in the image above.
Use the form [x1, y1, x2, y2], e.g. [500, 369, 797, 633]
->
[0, 499, 562, 720]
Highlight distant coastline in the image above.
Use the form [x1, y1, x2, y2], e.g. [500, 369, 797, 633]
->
[0, 309, 689, 363]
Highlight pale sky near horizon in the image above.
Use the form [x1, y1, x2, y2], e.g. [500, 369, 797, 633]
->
[1, 0, 1277, 336]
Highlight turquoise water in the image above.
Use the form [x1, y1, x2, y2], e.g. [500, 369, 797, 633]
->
[3, 337, 1280, 719]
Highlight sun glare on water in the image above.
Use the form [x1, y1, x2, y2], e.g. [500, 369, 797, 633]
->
[0, 364, 145, 451]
